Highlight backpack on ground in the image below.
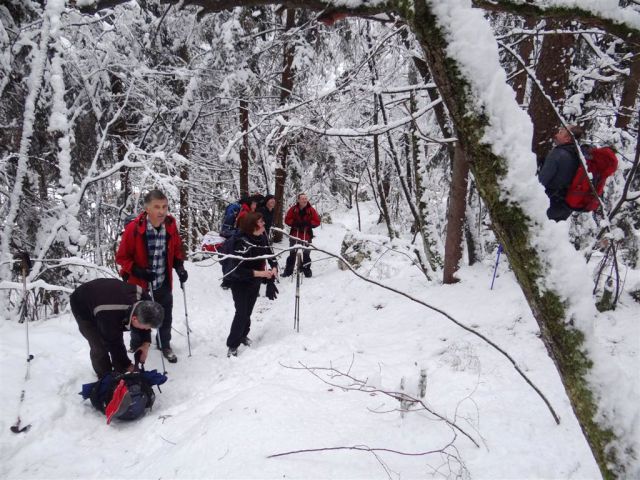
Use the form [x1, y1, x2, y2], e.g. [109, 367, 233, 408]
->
[220, 202, 242, 238]
[80, 370, 166, 424]
[201, 231, 225, 253]
[565, 147, 618, 212]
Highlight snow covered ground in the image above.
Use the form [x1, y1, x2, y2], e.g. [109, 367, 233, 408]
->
[1, 203, 637, 479]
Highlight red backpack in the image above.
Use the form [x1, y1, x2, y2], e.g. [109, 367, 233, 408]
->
[565, 147, 618, 212]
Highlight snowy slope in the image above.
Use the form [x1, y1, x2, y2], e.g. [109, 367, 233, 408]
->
[1, 203, 637, 479]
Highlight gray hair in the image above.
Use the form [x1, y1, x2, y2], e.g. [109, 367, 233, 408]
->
[133, 301, 164, 328]
[143, 190, 168, 205]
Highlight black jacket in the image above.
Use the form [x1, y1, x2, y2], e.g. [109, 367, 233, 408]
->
[538, 144, 580, 199]
[226, 233, 277, 285]
[70, 278, 151, 372]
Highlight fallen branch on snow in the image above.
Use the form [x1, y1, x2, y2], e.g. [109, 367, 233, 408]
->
[270, 227, 561, 425]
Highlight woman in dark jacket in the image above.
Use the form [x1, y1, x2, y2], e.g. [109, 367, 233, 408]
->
[258, 194, 276, 237]
[225, 212, 278, 357]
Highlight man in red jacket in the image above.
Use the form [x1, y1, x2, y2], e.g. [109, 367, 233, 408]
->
[116, 190, 187, 363]
[282, 193, 321, 277]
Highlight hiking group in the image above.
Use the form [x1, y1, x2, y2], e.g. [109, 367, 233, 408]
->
[72, 124, 616, 422]
[72, 190, 320, 421]
[218, 192, 320, 356]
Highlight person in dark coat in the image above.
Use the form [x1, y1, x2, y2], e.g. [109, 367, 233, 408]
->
[224, 212, 278, 357]
[538, 125, 584, 222]
[70, 278, 164, 378]
[258, 194, 276, 237]
[115, 190, 188, 363]
[282, 193, 321, 277]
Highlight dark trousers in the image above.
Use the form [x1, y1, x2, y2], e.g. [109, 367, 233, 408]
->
[547, 198, 572, 222]
[284, 239, 311, 275]
[71, 296, 112, 378]
[131, 283, 173, 350]
[227, 282, 260, 349]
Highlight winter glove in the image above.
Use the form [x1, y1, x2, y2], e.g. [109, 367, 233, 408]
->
[266, 280, 279, 301]
[132, 265, 156, 282]
[176, 268, 188, 284]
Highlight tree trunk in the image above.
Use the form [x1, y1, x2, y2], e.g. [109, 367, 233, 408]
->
[239, 98, 250, 197]
[372, 100, 394, 238]
[528, 21, 575, 164]
[443, 143, 469, 284]
[511, 17, 536, 105]
[272, 8, 296, 243]
[377, 92, 435, 276]
[615, 44, 640, 129]
[179, 140, 190, 249]
[414, 54, 467, 280]
[410, 3, 618, 477]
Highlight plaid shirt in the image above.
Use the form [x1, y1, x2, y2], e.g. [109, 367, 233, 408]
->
[146, 219, 167, 290]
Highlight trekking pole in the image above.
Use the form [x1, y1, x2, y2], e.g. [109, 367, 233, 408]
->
[294, 249, 302, 332]
[148, 288, 167, 375]
[180, 282, 192, 357]
[490, 244, 503, 290]
[11, 252, 34, 434]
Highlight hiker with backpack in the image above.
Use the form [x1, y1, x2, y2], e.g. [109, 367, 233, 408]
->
[538, 125, 584, 222]
[116, 189, 188, 364]
[222, 212, 278, 357]
[282, 193, 321, 277]
[70, 278, 164, 378]
[220, 194, 264, 239]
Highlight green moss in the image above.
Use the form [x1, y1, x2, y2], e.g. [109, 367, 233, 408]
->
[541, 291, 618, 478]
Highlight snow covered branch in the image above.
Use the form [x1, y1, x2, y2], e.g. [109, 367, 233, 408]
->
[277, 98, 442, 137]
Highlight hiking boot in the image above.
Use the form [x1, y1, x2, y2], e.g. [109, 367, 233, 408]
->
[281, 271, 292, 278]
[162, 348, 178, 363]
[227, 347, 238, 358]
[303, 269, 312, 278]
[240, 336, 252, 347]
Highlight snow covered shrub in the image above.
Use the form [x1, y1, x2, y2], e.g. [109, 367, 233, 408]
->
[339, 231, 373, 270]
[339, 230, 419, 280]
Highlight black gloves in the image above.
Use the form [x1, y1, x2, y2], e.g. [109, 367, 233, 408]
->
[266, 280, 279, 301]
[132, 265, 156, 282]
[176, 268, 188, 284]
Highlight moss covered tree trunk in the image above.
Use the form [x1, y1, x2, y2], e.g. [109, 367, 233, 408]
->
[407, 2, 617, 477]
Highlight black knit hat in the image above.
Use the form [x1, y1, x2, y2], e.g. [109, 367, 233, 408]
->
[249, 194, 264, 205]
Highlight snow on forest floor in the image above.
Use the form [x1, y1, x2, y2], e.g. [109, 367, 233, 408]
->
[1, 203, 638, 479]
